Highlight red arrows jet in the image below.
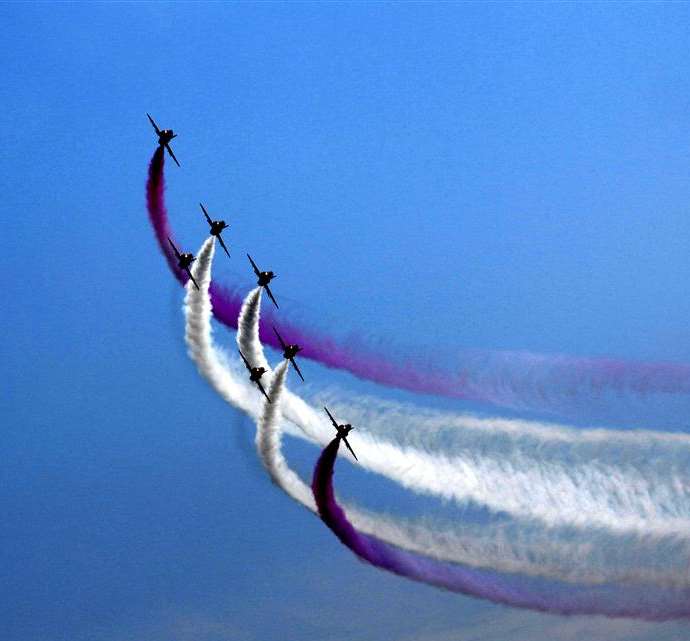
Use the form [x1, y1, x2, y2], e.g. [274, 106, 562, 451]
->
[324, 406, 358, 461]
[147, 113, 180, 167]
[167, 238, 198, 290]
[273, 326, 304, 382]
[200, 203, 230, 258]
[239, 349, 271, 403]
[247, 254, 278, 309]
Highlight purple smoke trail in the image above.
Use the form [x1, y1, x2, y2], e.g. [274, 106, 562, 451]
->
[146, 149, 690, 412]
[147, 147, 185, 283]
[311, 437, 690, 621]
[146, 148, 470, 400]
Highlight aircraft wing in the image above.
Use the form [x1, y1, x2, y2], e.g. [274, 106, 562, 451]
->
[289, 357, 305, 382]
[199, 203, 212, 225]
[217, 233, 231, 258]
[272, 326, 287, 350]
[342, 435, 358, 461]
[238, 349, 252, 372]
[264, 284, 279, 309]
[167, 237, 181, 259]
[255, 379, 271, 404]
[324, 406, 339, 428]
[247, 253, 261, 276]
[185, 267, 199, 291]
[165, 143, 180, 167]
[146, 112, 161, 135]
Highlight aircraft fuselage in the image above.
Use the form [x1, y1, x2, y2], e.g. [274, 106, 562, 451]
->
[283, 344, 301, 359]
[336, 424, 353, 438]
[210, 221, 227, 235]
[258, 271, 274, 287]
[250, 367, 266, 382]
[158, 129, 176, 145]
[177, 253, 195, 270]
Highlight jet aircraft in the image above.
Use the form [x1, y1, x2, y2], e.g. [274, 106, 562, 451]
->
[247, 254, 278, 309]
[273, 326, 304, 382]
[199, 203, 231, 258]
[239, 350, 271, 403]
[167, 237, 199, 290]
[324, 406, 358, 461]
[147, 113, 180, 167]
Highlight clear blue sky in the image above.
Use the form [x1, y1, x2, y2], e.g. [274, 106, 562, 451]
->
[2, 3, 690, 640]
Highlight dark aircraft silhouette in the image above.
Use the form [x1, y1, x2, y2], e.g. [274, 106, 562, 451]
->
[247, 254, 278, 309]
[199, 203, 230, 258]
[167, 237, 199, 290]
[147, 113, 180, 167]
[273, 326, 304, 382]
[324, 406, 358, 461]
[239, 349, 271, 403]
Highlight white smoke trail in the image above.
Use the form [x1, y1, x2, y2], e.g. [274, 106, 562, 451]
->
[235, 285, 690, 537]
[184, 238, 259, 415]
[237, 288, 270, 372]
[183, 239, 299, 436]
[256, 359, 314, 508]
[186, 238, 690, 587]
[252, 359, 690, 588]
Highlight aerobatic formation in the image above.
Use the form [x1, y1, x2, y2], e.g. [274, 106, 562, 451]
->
[146, 116, 690, 621]
[145, 119, 690, 418]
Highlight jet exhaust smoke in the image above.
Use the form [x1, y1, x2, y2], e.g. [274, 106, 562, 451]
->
[234, 274, 690, 543]
[185, 234, 690, 596]
[146, 148, 690, 415]
[163, 150, 690, 618]
[311, 438, 690, 621]
[256, 359, 314, 508]
[246, 319, 690, 617]
[237, 288, 270, 373]
[147, 147, 185, 285]
[243, 307, 690, 617]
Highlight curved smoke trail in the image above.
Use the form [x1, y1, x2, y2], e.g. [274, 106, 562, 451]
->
[147, 147, 184, 284]
[312, 438, 690, 621]
[170, 153, 690, 615]
[186, 234, 690, 591]
[249, 339, 690, 616]
[254, 335, 690, 590]
[185, 237, 597, 587]
[252, 356, 690, 617]
[147, 148, 690, 414]
[237, 288, 270, 372]
[183, 236, 262, 418]
[256, 359, 314, 508]
[235, 279, 690, 541]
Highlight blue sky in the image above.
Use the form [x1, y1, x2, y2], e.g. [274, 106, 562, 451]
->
[3, 3, 690, 640]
